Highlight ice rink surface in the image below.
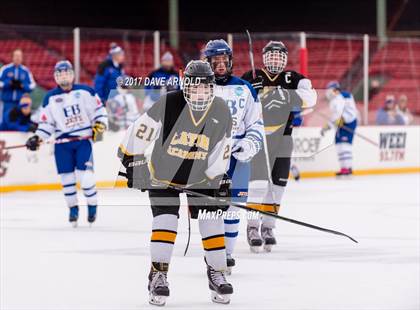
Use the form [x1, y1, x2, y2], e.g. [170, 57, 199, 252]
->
[1, 174, 419, 310]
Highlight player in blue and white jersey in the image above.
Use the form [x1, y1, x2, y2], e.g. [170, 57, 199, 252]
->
[25, 60, 108, 226]
[204, 39, 264, 273]
[321, 81, 358, 176]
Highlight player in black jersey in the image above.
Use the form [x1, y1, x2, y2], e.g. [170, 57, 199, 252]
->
[118, 60, 234, 305]
[242, 41, 317, 252]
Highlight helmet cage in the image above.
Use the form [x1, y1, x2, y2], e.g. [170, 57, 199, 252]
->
[183, 76, 215, 111]
[263, 50, 287, 74]
[54, 68, 74, 88]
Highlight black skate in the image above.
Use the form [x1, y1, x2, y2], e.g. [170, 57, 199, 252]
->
[148, 262, 169, 306]
[69, 206, 79, 228]
[261, 225, 276, 252]
[87, 205, 97, 225]
[247, 225, 263, 253]
[226, 254, 235, 276]
[207, 263, 233, 304]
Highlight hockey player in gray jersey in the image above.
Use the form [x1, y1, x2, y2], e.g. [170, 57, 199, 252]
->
[242, 41, 317, 252]
[118, 61, 235, 305]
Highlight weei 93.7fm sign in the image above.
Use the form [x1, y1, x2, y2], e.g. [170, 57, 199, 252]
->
[379, 131, 407, 162]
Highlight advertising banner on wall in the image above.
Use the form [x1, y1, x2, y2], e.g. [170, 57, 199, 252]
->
[1, 126, 419, 192]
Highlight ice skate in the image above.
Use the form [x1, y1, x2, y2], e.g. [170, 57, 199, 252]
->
[247, 225, 263, 253]
[261, 225, 276, 252]
[291, 165, 300, 181]
[87, 205, 97, 225]
[336, 168, 352, 178]
[226, 254, 235, 276]
[148, 263, 169, 306]
[69, 206, 79, 228]
[207, 263, 233, 304]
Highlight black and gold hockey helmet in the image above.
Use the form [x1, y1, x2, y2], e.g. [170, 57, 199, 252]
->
[182, 60, 215, 112]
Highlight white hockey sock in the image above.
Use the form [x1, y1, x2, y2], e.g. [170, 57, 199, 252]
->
[199, 215, 227, 271]
[150, 214, 178, 264]
[224, 205, 240, 255]
[261, 185, 284, 229]
[60, 172, 78, 208]
[78, 169, 97, 206]
[247, 180, 269, 228]
[336, 142, 352, 169]
[343, 143, 353, 169]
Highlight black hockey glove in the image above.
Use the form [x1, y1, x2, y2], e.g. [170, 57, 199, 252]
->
[209, 173, 232, 199]
[26, 135, 41, 151]
[92, 121, 106, 142]
[250, 76, 263, 93]
[122, 154, 151, 191]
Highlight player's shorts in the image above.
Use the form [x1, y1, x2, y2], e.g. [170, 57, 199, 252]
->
[227, 156, 250, 204]
[54, 139, 93, 174]
[335, 119, 357, 144]
[148, 188, 228, 219]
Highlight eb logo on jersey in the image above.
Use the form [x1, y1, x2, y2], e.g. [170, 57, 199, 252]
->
[63, 104, 83, 127]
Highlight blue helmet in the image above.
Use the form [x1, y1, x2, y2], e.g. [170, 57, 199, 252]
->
[54, 60, 73, 73]
[54, 60, 74, 88]
[204, 39, 233, 82]
[326, 80, 341, 90]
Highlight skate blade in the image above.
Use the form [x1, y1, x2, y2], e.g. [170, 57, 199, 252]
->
[336, 175, 352, 179]
[70, 221, 78, 228]
[250, 245, 261, 253]
[263, 244, 273, 252]
[149, 293, 167, 306]
[211, 291, 231, 304]
[226, 267, 232, 276]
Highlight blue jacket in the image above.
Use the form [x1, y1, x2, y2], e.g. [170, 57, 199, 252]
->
[94, 59, 124, 103]
[144, 68, 179, 102]
[0, 63, 36, 103]
[376, 108, 405, 125]
[0, 107, 37, 132]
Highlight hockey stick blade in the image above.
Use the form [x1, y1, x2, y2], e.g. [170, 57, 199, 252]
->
[117, 171, 358, 243]
[177, 185, 358, 243]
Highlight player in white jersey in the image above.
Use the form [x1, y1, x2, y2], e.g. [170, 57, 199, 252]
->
[107, 79, 140, 131]
[204, 39, 264, 273]
[321, 81, 358, 176]
[25, 61, 108, 226]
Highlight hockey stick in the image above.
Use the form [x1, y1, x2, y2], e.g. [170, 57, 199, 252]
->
[317, 112, 379, 147]
[245, 29, 278, 211]
[246, 30, 256, 79]
[4, 136, 93, 150]
[118, 172, 358, 243]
